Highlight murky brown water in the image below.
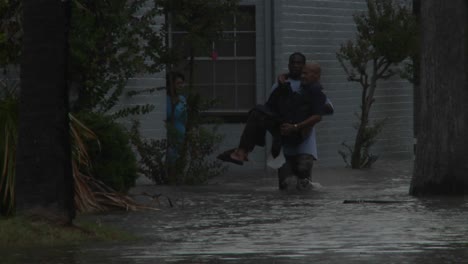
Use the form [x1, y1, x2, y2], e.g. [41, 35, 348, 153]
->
[3, 160, 468, 263]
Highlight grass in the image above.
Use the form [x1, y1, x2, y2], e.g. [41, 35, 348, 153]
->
[0, 216, 137, 247]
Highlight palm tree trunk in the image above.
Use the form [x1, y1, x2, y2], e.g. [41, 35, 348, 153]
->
[16, 0, 74, 223]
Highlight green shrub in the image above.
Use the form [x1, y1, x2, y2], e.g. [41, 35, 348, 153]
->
[0, 84, 18, 216]
[129, 121, 167, 185]
[76, 112, 137, 192]
[130, 119, 226, 185]
[336, 0, 417, 168]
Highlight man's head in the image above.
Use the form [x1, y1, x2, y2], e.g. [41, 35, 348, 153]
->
[288, 52, 306, 79]
[300, 63, 321, 85]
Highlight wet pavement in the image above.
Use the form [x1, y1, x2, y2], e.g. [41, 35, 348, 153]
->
[4, 159, 468, 263]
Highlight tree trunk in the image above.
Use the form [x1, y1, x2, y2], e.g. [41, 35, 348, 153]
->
[351, 108, 369, 168]
[16, 0, 74, 223]
[412, 0, 421, 145]
[351, 74, 372, 169]
[410, 0, 468, 195]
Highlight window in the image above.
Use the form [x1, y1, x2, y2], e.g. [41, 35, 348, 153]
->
[170, 6, 256, 114]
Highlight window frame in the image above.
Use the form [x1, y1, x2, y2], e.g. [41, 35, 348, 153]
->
[168, 5, 257, 120]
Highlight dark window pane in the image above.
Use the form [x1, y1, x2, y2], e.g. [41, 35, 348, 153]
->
[194, 46, 212, 57]
[191, 60, 214, 84]
[215, 33, 235, 57]
[237, 33, 255, 56]
[214, 85, 236, 110]
[215, 61, 235, 83]
[169, 5, 257, 113]
[237, 85, 256, 109]
[172, 33, 211, 58]
[237, 6, 255, 31]
[236, 60, 255, 83]
[194, 85, 215, 100]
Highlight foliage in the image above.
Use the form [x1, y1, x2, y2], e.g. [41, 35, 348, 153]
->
[111, 0, 238, 185]
[91, 0, 237, 185]
[156, 0, 238, 182]
[130, 117, 226, 185]
[338, 117, 387, 168]
[1, 0, 234, 192]
[69, 0, 165, 115]
[160, 0, 239, 68]
[75, 112, 138, 192]
[0, 0, 21, 68]
[70, 114, 148, 213]
[0, 86, 144, 215]
[1, 0, 166, 116]
[0, 82, 18, 216]
[336, 0, 417, 169]
[0, 0, 20, 213]
[130, 121, 167, 184]
[183, 121, 227, 185]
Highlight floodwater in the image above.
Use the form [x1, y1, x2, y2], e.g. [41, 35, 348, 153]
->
[4, 160, 468, 263]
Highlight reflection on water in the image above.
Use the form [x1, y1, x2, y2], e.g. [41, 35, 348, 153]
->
[3, 160, 468, 263]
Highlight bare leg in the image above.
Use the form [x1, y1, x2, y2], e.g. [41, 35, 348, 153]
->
[231, 148, 248, 161]
[218, 108, 279, 166]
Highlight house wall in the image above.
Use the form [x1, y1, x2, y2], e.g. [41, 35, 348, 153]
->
[117, 13, 167, 140]
[121, 0, 414, 171]
[271, 0, 414, 167]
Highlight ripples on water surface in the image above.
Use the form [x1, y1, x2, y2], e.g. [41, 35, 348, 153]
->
[4, 161, 468, 263]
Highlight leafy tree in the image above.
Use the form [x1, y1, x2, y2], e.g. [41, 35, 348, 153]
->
[3, 0, 237, 194]
[0, 0, 21, 70]
[0, 0, 21, 216]
[1, 0, 156, 217]
[155, 0, 239, 183]
[2, 1, 166, 116]
[161, 0, 239, 133]
[336, 0, 417, 168]
[160, 0, 239, 84]
[68, 0, 235, 185]
[0, 84, 17, 216]
[69, 0, 165, 116]
[76, 112, 138, 192]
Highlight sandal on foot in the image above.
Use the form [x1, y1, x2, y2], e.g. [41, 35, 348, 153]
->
[217, 149, 243, 165]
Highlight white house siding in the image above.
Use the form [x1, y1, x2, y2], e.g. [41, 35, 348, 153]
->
[119, 73, 166, 139]
[272, 0, 414, 167]
[117, 7, 166, 140]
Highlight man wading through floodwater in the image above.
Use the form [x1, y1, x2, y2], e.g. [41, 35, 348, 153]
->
[218, 52, 333, 191]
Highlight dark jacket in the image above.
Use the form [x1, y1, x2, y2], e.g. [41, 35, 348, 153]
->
[260, 81, 327, 145]
[266, 81, 327, 120]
